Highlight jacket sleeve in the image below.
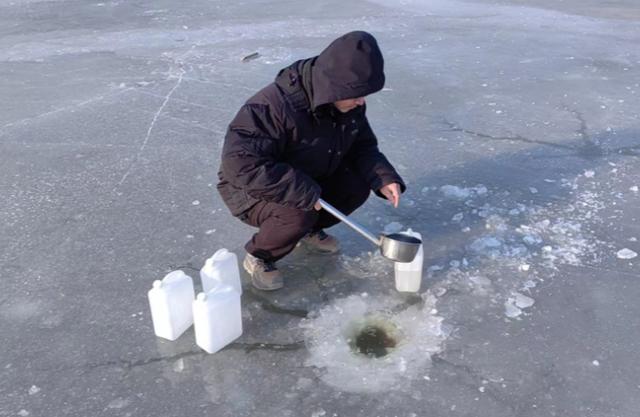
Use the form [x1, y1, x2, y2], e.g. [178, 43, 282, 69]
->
[220, 103, 321, 211]
[347, 116, 406, 199]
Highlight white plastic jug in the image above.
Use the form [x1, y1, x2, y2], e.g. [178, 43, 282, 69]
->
[193, 285, 243, 354]
[200, 248, 242, 295]
[148, 270, 195, 341]
[394, 228, 424, 293]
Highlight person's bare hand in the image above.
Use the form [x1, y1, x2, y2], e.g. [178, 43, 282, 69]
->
[314, 200, 322, 211]
[380, 183, 401, 208]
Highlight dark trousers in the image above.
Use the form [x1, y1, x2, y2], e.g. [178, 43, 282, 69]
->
[239, 164, 370, 262]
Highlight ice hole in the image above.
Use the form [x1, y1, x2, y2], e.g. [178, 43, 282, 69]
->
[346, 317, 401, 358]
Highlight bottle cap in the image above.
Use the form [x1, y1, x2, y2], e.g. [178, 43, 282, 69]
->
[152, 280, 162, 289]
[212, 248, 230, 260]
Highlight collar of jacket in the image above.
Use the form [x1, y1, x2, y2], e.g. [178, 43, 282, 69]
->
[275, 58, 333, 124]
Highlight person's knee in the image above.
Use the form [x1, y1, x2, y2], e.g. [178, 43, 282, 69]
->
[273, 206, 318, 235]
[288, 208, 318, 231]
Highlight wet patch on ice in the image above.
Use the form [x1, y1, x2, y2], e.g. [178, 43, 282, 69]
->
[300, 293, 447, 393]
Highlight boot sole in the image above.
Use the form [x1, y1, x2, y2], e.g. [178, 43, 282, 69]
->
[243, 256, 284, 291]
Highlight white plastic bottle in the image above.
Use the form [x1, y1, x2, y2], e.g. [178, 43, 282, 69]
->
[193, 285, 243, 354]
[148, 270, 195, 341]
[200, 248, 242, 295]
[394, 228, 424, 293]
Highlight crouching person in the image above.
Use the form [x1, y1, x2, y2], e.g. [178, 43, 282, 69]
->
[217, 31, 405, 291]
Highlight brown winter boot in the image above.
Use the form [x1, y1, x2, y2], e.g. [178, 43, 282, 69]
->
[243, 253, 284, 291]
[299, 230, 340, 254]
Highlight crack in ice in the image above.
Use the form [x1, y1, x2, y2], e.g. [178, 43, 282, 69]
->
[114, 69, 184, 190]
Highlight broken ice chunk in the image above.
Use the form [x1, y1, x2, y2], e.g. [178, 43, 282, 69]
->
[384, 222, 404, 234]
[440, 185, 471, 199]
[504, 300, 522, 318]
[523, 235, 542, 246]
[451, 212, 464, 222]
[616, 248, 637, 260]
[513, 292, 535, 309]
[469, 237, 502, 252]
[469, 275, 491, 287]
[584, 170, 595, 178]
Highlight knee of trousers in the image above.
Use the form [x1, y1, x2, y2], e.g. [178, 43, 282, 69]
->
[266, 207, 319, 239]
[287, 208, 318, 231]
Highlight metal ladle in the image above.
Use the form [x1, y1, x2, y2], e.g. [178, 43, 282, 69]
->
[318, 198, 421, 263]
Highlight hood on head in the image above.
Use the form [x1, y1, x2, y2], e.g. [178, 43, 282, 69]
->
[311, 31, 385, 109]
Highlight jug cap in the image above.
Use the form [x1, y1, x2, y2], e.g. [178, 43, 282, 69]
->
[196, 292, 207, 302]
[163, 270, 188, 283]
[152, 280, 163, 289]
[212, 248, 231, 261]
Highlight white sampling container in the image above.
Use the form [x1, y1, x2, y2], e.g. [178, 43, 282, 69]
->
[148, 270, 195, 341]
[200, 248, 242, 295]
[394, 228, 424, 293]
[193, 285, 243, 354]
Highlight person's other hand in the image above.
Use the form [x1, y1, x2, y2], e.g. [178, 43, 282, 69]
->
[380, 183, 401, 208]
[314, 200, 322, 211]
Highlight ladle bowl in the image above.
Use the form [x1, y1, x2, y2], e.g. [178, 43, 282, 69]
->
[318, 199, 422, 263]
[379, 233, 422, 263]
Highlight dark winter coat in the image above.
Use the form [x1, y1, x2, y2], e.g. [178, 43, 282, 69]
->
[217, 31, 405, 217]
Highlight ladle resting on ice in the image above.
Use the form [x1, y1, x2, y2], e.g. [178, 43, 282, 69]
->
[318, 199, 422, 263]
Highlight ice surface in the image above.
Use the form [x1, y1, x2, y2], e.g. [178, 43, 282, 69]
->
[2, 0, 640, 415]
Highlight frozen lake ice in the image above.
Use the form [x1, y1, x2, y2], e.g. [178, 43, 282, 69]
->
[1, 0, 639, 416]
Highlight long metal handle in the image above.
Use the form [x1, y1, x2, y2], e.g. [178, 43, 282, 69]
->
[318, 198, 381, 246]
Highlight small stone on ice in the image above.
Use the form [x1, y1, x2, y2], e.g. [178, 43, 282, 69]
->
[478, 386, 486, 393]
[192, 200, 200, 206]
[529, 187, 538, 194]
[592, 360, 600, 366]
[28, 385, 40, 395]
[617, 248, 637, 259]
[519, 264, 530, 271]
